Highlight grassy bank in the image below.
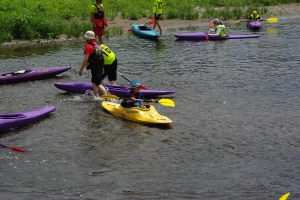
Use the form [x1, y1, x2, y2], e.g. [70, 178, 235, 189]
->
[0, 0, 299, 43]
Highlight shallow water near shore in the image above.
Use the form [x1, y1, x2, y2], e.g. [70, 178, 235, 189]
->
[1, 16, 300, 199]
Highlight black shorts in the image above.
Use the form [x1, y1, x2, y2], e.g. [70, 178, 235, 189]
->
[154, 14, 161, 20]
[89, 63, 103, 85]
[101, 58, 117, 81]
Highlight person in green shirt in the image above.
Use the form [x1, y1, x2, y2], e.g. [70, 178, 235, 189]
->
[152, 0, 163, 36]
[100, 44, 117, 86]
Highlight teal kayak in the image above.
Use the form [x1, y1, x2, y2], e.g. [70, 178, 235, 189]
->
[130, 23, 160, 39]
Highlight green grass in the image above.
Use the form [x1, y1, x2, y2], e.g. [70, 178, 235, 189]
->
[0, 0, 298, 43]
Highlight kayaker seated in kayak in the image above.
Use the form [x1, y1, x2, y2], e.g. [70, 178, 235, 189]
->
[121, 80, 155, 109]
[208, 18, 227, 37]
[247, 11, 263, 22]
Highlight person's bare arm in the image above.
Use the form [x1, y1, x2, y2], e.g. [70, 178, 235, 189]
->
[79, 55, 89, 76]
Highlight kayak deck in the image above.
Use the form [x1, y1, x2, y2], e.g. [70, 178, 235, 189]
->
[174, 32, 261, 40]
[0, 106, 56, 131]
[102, 101, 172, 124]
[54, 82, 175, 98]
[130, 23, 160, 39]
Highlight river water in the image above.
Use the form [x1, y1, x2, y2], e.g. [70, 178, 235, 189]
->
[1, 16, 300, 199]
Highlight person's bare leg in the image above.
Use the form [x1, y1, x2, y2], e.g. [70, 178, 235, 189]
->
[92, 82, 99, 97]
[153, 22, 156, 30]
[157, 21, 162, 35]
[109, 80, 116, 86]
[97, 84, 107, 95]
[98, 35, 103, 44]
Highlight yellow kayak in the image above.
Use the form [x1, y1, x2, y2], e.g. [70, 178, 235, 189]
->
[102, 101, 172, 124]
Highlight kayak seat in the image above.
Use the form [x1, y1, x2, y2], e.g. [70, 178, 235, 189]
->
[138, 26, 151, 31]
[12, 70, 31, 76]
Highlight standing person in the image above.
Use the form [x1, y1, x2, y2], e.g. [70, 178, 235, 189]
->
[247, 10, 263, 22]
[152, 0, 163, 36]
[79, 31, 107, 100]
[121, 80, 154, 109]
[91, 0, 108, 44]
[100, 44, 117, 86]
[208, 18, 227, 37]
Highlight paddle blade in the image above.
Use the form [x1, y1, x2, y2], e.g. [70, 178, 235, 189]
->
[125, 28, 132, 31]
[266, 18, 278, 23]
[10, 146, 27, 152]
[230, 20, 241, 24]
[279, 192, 290, 200]
[150, 18, 154, 24]
[206, 34, 209, 41]
[141, 85, 148, 90]
[100, 94, 119, 99]
[208, 22, 212, 28]
[157, 99, 175, 107]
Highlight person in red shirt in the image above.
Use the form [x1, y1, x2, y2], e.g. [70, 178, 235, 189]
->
[79, 31, 107, 100]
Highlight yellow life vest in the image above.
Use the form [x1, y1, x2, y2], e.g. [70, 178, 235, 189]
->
[215, 25, 227, 36]
[153, 0, 163, 14]
[101, 44, 116, 65]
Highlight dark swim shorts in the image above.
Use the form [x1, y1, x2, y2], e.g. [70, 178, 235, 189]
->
[154, 14, 161, 20]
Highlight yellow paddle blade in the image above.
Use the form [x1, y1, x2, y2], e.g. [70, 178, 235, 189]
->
[279, 192, 290, 200]
[266, 18, 278, 23]
[158, 98, 175, 107]
[100, 94, 119, 99]
[231, 20, 241, 24]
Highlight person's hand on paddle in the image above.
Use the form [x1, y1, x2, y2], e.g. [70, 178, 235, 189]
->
[126, 97, 136, 103]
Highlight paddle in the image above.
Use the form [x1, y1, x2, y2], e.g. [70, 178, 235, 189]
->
[279, 192, 290, 200]
[231, 18, 278, 24]
[116, 71, 148, 90]
[0, 144, 27, 152]
[125, 19, 155, 31]
[206, 22, 213, 41]
[100, 94, 175, 107]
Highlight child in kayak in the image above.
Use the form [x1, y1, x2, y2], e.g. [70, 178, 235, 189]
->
[121, 80, 154, 109]
[208, 18, 226, 37]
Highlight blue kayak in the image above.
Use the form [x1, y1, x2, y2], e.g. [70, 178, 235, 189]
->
[130, 23, 160, 39]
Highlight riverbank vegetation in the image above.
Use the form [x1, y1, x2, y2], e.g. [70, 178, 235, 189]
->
[0, 0, 299, 43]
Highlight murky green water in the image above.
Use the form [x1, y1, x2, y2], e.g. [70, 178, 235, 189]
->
[1, 16, 300, 199]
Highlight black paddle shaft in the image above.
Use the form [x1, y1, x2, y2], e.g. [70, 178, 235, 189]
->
[0, 144, 9, 148]
[116, 71, 131, 82]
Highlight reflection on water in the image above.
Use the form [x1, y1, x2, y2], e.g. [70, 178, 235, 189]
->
[267, 27, 278, 36]
[1, 16, 300, 199]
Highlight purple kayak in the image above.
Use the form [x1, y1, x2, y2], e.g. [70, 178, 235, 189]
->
[246, 21, 262, 30]
[0, 66, 72, 84]
[0, 106, 56, 132]
[54, 82, 175, 98]
[174, 32, 260, 40]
